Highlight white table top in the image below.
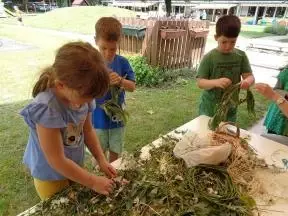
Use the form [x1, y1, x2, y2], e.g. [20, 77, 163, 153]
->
[19, 115, 288, 216]
[114, 115, 288, 216]
[126, 115, 288, 170]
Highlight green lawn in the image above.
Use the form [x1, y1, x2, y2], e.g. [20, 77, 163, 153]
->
[2, 6, 136, 34]
[240, 24, 274, 38]
[208, 24, 274, 39]
[2, 6, 273, 39]
[205, 24, 274, 49]
[0, 16, 271, 216]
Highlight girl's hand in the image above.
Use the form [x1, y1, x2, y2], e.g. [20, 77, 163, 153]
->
[109, 72, 121, 86]
[89, 175, 115, 196]
[99, 160, 117, 178]
[254, 83, 278, 101]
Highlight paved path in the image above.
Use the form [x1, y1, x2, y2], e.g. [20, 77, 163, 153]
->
[248, 35, 288, 52]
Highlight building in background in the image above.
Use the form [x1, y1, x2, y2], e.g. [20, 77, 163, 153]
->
[108, 0, 288, 24]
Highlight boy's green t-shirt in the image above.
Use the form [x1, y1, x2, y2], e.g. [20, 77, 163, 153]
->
[196, 48, 252, 121]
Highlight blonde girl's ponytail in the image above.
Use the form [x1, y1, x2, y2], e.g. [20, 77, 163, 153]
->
[32, 67, 54, 98]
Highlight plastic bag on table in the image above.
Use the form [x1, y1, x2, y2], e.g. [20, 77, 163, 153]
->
[173, 131, 232, 167]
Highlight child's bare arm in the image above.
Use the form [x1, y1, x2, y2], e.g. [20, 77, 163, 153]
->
[197, 78, 232, 90]
[241, 73, 255, 89]
[36, 125, 91, 185]
[36, 124, 114, 195]
[109, 72, 135, 92]
[255, 83, 288, 117]
[120, 78, 135, 92]
[84, 113, 117, 178]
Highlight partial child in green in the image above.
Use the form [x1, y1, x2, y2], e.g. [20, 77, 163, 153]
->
[196, 15, 255, 122]
[264, 67, 288, 136]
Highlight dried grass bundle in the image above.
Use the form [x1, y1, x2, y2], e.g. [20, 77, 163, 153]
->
[210, 123, 262, 196]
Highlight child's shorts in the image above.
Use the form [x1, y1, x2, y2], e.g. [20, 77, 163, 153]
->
[34, 178, 70, 200]
[96, 127, 125, 154]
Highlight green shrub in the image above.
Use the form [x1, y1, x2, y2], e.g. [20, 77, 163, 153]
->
[275, 25, 288, 35]
[127, 55, 193, 87]
[264, 24, 288, 35]
[264, 26, 273, 33]
[126, 55, 162, 86]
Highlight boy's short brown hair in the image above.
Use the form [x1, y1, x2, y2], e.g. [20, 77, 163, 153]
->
[95, 17, 122, 42]
[216, 15, 241, 38]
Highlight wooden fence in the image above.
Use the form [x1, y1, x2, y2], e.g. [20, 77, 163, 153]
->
[118, 17, 210, 69]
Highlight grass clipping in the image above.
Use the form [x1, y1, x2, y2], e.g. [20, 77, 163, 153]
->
[25, 136, 258, 216]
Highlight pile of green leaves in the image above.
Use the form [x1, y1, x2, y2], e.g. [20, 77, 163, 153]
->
[26, 137, 255, 216]
[209, 84, 256, 131]
[101, 86, 129, 125]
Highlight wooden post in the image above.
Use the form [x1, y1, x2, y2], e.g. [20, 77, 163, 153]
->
[181, 20, 189, 68]
[150, 21, 160, 66]
[143, 20, 155, 63]
[160, 20, 168, 68]
[170, 20, 178, 69]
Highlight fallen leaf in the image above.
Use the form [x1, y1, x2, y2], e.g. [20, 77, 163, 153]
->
[147, 110, 154, 115]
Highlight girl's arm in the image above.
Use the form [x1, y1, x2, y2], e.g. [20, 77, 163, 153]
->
[274, 70, 288, 96]
[84, 113, 117, 178]
[36, 124, 114, 195]
[255, 83, 288, 117]
[273, 94, 288, 117]
[274, 79, 287, 97]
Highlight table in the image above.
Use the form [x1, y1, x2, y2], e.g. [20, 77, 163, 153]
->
[19, 115, 288, 216]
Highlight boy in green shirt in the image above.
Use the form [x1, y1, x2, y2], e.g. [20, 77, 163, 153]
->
[196, 15, 255, 122]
